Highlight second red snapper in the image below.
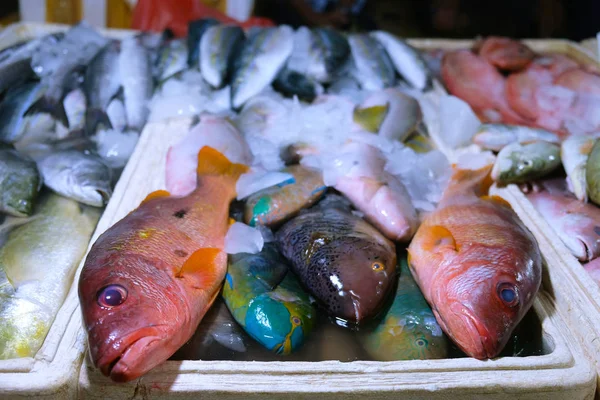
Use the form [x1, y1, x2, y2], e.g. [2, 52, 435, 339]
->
[78, 147, 248, 382]
[408, 163, 542, 359]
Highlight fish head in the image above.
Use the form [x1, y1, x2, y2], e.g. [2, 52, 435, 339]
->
[431, 248, 539, 359]
[316, 237, 397, 324]
[245, 289, 314, 355]
[79, 253, 186, 382]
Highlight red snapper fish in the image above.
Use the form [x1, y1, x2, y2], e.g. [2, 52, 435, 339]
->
[78, 146, 248, 382]
[407, 163, 542, 359]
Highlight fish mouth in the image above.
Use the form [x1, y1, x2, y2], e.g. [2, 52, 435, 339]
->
[95, 326, 165, 382]
[449, 302, 498, 359]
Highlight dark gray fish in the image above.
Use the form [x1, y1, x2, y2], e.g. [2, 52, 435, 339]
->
[37, 150, 112, 207]
[313, 28, 350, 82]
[0, 82, 47, 144]
[276, 200, 397, 325]
[0, 146, 41, 217]
[84, 40, 121, 135]
[29, 22, 109, 127]
[200, 25, 245, 88]
[187, 18, 220, 68]
[272, 67, 322, 102]
[0, 33, 64, 94]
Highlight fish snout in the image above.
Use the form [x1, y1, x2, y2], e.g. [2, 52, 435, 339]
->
[447, 302, 500, 359]
[92, 325, 167, 382]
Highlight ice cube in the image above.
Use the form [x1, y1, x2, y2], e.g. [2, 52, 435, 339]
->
[224, 222, 264, 254]
[439, 95, 480, 149]
[236, 169, 295, 200]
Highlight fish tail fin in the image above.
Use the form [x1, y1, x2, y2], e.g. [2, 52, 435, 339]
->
[25, 97, 69, 129]
[85, 108, 113, 136]
[197, 146, 249, 181]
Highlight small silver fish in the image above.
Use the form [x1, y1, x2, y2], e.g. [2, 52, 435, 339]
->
[84, 40, 121, 134]
[37, 150, 112, 207]
[200, 25, 244, 88]
[348, 34, 396, 91]
[119, 36, 153, 131]
[474, 124, 560, 152]
[0, 82, 47, 143]
[230, 26, 294, 109]
[154, 38, 188, 83]
[492, 141, 561, 184]
[30, 22, 109, 126]
[370, 31, 431, 91]
[106, 98, 127, 133]
[187, 18, 220, 68]
[562, 136, 595, 202]
[0, 33, 64, 93]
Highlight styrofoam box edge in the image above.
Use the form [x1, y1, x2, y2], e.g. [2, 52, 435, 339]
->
[75, 117, 595, 399]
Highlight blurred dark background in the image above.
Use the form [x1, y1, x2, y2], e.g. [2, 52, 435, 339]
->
[0, 0, 596, 41]
[254, 0, 599, 40]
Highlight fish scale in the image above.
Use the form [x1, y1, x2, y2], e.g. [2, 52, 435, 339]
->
[277, 205, 396, 325]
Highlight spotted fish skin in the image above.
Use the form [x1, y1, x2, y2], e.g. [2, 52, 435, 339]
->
[243, 165, 326, 228]
[222, 243, 315, 354]
[276, 202, 397, 325]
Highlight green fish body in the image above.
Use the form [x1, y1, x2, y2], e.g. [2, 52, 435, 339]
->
[361, 253, 448, 360]
[244, 165, 326, 228]
[0, 191, 101, 359]
[491, 141, 561, 184]
[0, 146, 41, 217]
[586, 139, 600, 206]
[222, 243, 315, 355]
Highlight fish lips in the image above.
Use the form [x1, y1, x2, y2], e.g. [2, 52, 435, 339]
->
[436, 302, 504, 359]
[93, 325, 167, 382]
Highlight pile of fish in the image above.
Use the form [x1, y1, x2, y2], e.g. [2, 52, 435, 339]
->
[441, 36, 600, 136]
[0, 22, 152, 360]
[76, 26, 545, 383]
[436, 37, 600, 288]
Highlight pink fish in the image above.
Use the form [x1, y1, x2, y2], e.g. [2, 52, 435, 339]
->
[441, 50, 526, 124]
[326, 142, 418, 242]
[583, 257, 600, 287]
[524, 179, 600, 262]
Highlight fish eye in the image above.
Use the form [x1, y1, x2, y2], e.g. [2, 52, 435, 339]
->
[291, 316, 302, 326]
[97, 285, 128, 308]
[416, 338, 428, 347]
[497, 282, 519, 307]
[371, 262, 385, 271]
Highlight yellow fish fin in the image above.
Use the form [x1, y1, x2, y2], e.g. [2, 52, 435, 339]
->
[481, 195, 512, 209]
[197, 146, 249, 179]
[141, 190, 171, 205]
[353, 103, 390, 133]
[228, 217, 236, 226]
[177, 247, 221, 279]
[421, 225, 459, 253]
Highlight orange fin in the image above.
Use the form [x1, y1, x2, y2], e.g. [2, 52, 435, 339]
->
[421, 225, 459, 253]
[197, 146, 249, 179]
[141, 190, 171, 205]
[481, 195, 512, 209]
[450, 164, 494, 197]
[228, 217, 236, 226]
[177, 248, 222, 279]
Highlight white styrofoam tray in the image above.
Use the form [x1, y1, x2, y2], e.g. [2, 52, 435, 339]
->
[0, 22, 137, 400]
